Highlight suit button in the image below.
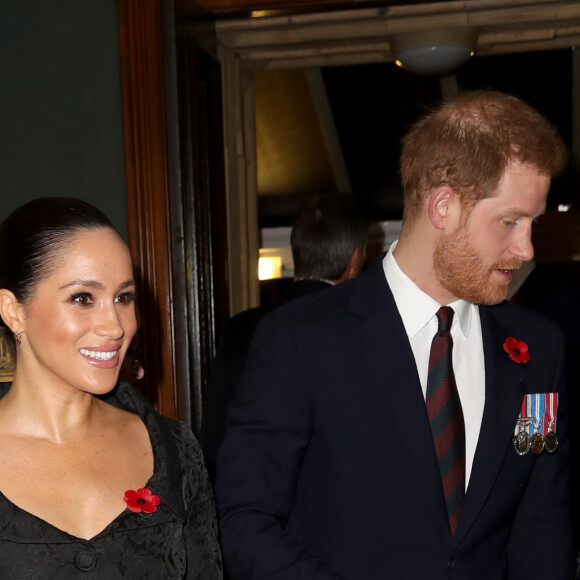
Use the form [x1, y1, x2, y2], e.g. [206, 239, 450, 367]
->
[75, 550, 97, 571]
[447, 559, 456, 571]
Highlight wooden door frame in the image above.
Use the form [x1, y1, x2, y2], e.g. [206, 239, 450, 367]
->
[118, 0, 192, 423]
[117, 0, 228, 431]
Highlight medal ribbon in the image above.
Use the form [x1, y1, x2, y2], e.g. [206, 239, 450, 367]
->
[526, 395, 532, 433]
[530, 393, 545, 436]
[543, 392, 558, 433]
[515, 397, 530, 437]
[515, 393, 558, 437]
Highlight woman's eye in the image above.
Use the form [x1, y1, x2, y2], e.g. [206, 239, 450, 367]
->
[115, 292, 136, 305]
[502, 219, 516, 227]
[70, 293, 93, 305]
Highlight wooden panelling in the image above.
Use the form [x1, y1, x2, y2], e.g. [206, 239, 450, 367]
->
[118, 0, 182, 420]
[220, 52, 261, 313]
[118, 0, 231, 428]
[175, 34, 230, 433]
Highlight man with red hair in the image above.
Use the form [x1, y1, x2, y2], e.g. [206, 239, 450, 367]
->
[216, 91, 573, 579]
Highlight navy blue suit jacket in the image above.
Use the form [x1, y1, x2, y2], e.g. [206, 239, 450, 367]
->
[216, 257, 573, 579]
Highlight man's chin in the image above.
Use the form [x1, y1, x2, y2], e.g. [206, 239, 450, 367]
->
[476, 295, 508, 306]
[473, 284, 509, 306]
[447, 280, 509, 306]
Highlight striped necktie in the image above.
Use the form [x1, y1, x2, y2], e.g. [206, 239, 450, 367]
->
[426, 306, 465, 536]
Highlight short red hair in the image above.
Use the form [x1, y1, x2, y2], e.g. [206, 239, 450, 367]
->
[400, 90, 568, 227]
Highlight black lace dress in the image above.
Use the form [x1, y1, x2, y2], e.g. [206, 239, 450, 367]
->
[0, 382, 223, 579]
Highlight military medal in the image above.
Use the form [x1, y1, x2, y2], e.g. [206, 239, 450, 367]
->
[513, 393, 559, 456]
[530, 432, 544, 455]
[513, 430, 531, 455]
[543, 393, 559, 454]
[530, 394, 545, 455]
[513, 416, 532, 456]
[529, 394, 546, 455]
[544, 430, 558, 453]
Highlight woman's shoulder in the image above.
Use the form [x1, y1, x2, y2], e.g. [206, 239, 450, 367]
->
[108, 383, 196, 437]
[105, 382, 204, 462]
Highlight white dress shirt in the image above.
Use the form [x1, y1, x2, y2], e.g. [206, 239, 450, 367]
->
[383, 242, 485, 489]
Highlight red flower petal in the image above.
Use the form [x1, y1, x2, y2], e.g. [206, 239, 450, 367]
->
[124, 488, 161, 514]
[123, 490, 141, 512]
[503, 336, 530, 364]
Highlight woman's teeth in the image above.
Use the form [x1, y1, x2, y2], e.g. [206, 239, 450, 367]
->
[80, 348, 117, 360]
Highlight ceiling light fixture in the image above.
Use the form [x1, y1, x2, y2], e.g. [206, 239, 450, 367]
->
[390, 28, 478, 76]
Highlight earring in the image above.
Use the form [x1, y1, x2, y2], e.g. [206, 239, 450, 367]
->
[15, 331, 23, 346]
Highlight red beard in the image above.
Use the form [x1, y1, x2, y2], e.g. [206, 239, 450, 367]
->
[434, 224, 522, 305]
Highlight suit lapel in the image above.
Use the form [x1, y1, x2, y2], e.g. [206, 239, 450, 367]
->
[453, 304, 528, 543]
[348, 258, 447, 508]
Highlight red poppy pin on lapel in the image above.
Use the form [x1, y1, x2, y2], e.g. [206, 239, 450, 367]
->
[124, 488, 161, 519]
[503, 336, 530, 364]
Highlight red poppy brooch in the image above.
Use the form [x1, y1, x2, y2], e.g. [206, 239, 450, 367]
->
[503, 336, 530, 364]
[124, 488, 161, 519]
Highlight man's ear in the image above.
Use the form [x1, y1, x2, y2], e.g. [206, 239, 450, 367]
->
[427, 186, 459, 230]
[334, 247, 365, 284]
[0, 290, 25, 334]
[345, 247, 365, 279]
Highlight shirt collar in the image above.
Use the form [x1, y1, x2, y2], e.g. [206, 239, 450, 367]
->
[383, 241, 473, 339]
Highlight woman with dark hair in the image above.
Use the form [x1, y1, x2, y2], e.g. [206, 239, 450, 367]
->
[0, 197, 222, 579]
